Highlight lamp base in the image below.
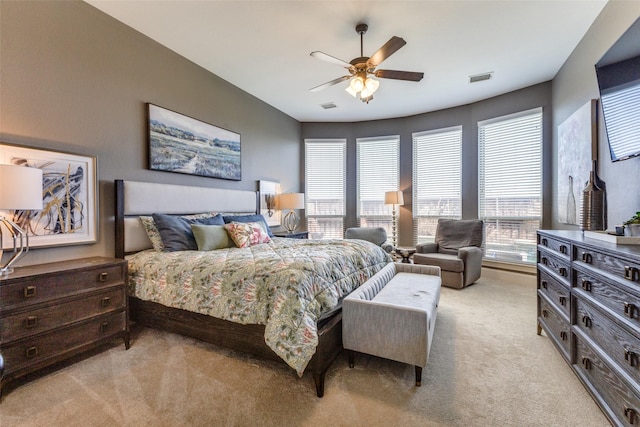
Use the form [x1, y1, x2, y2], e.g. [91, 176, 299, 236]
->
[283, 210, 300, 233]
[1, 216, 30, 274]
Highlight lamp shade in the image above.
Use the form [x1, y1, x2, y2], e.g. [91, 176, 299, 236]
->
[279, 193, 305, 210]
[384, 190, 404, 206]
[0, 164, 43, 210]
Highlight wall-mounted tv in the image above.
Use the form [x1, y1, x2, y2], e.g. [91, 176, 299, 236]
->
[595, 17, 640, 162]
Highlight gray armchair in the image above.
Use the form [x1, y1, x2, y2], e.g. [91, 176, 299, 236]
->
[345, 227, 394, 253]
[413, 219, 484, 289]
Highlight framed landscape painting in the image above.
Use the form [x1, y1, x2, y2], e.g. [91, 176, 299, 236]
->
[0, 143, 98, 248]
[148, 103, 241, 180]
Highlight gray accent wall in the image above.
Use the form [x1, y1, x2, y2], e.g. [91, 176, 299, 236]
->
[302, 83, 553, 247]
[552, 1, 640, 230]
[0, 1, 301, 267]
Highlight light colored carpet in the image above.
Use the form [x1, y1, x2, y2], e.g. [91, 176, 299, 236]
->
[0, 270, 608, 427]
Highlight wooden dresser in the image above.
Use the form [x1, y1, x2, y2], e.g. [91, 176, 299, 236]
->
[537, 230, 640, 426]
[0, 257, 129, 398]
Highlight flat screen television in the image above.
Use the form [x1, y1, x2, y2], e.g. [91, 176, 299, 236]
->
[595, 17, 640, 162]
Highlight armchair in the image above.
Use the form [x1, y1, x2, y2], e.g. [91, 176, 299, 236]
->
[344, 227, 394, 253]
[413, 219, 484, 289]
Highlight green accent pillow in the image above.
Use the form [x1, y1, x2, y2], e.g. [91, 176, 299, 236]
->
[191, 224, 236, 250]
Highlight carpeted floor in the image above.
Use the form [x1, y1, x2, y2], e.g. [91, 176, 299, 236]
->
[0, 269, 608, 426]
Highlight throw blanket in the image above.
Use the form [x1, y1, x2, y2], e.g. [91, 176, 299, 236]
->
[127, 238, 391, 375]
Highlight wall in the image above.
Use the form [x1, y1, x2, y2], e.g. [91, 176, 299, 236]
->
[301, 82, 552, 246]
[552, 1, 640, 229]
[0, 1, 301, 267]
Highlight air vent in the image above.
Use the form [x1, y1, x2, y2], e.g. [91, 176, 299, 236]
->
[469, 72, 493, 83]
[320, 102, 337, 110]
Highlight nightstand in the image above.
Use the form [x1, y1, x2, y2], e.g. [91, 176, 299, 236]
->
[272, 230, 309, 239]
[0, 257, 129, 398]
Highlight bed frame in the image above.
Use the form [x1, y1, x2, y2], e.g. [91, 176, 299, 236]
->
[114, 179, 343, 397]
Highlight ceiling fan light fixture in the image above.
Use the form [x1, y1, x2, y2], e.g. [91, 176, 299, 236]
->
[361, 77, 379, 97]
[350, 76, 365, 92]
[345, 86, 358, 97]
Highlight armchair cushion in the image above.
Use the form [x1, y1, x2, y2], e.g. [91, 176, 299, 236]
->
[412, 253, 464, 273]
[435, 219, 483, 254]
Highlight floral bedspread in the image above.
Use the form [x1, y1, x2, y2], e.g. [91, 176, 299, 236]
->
[127, 238, 391, 375]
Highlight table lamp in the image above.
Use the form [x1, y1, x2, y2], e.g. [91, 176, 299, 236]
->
[279, 193, 305, 233]
[0, 164, 43, 274]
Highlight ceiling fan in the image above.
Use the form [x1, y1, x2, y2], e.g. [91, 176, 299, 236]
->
[310, 23, 424, 103]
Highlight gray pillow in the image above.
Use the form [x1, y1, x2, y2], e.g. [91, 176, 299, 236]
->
[191, 224, 236, 250]
[223, 214, 274, 237]
[152, 213, 224, 251]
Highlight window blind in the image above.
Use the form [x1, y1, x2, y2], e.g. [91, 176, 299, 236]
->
[356, 136, 399, 236]
[412, 126, 462, 244]
[304, 139, 346, 239]
[601, 80, 640, 161]
[478, 108, 542, 264]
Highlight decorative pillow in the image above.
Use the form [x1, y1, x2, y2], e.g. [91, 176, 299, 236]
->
[191, 224, 236, 250]
[152, 213, 225, 252]
[224, 221, 271, 248]
[140, 216, 164, 251]
[223, 214, 274, 238]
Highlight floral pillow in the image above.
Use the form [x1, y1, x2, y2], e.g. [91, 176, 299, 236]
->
[224, 221, 271, 248]
[140, 216, 164, 251]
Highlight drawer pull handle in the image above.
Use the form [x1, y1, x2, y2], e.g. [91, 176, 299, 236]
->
[560, 331, 568, 341]
[558, 267, 567, 277]
[581, 253, 593, 264]
[625, 349, 637, 367]
[624, 266, 640, 282]
[559, 296, 567, 306]
[624, 406, 637, 425]
[100, 321, 110, 333]
[559, 245, 568, 254]
[23, 315, 38, 329]
[541, 238, 548, 246]
[624, 302, 637, 319]
[98, 272, 109, 282]
[582, 316, 592, 328]
[581, 279, 592, 292]
[541, 257, 548, 266]
[101, 296, 111, 308]
[581, 357, 591, 370]
[23, 285, 37, 298]
[25, 346, 39, 358]
[541, 309, 548, 318]
[541, 280, 548, 289]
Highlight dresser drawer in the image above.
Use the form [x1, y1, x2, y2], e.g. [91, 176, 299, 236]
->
[538, 235, 570, 258]
[2, 311, 126, 376]
[0, 263, 125, 310]
[575, 244, 640, 285]
[574, 297, 640, 384]
[574, 268, 640, 331]
[538, 250, 570, 284]
[1, 287, 125, 343]
[575, 334, 640, 426]
[538, 293, 570, 359]
[538, 269, 570, 318]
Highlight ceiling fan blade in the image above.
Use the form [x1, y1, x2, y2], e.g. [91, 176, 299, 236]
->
[375, 69, 424, 82]
[367, 36, 406, 68]
[310, 51, 352, 68]
[310, 75, 351, 92]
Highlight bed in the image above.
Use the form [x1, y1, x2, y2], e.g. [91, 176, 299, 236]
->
[114, 179, 391, 397]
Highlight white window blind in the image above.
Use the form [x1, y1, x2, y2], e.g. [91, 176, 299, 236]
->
[412, 126, 462, 244]
[305, 139, 346, 239]
[478, 108, 542, 264]
[601, 80, 640, 161]
[356, 136, 399, 238]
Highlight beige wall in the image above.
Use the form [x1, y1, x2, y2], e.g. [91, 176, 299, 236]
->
[0, 1, 301, 267]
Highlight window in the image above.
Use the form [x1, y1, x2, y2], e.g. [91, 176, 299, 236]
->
[304, 139, 346, 239]
[478, 108, 542, 264]
[412, 126, 462, 244]
[356, 136, 400, 239]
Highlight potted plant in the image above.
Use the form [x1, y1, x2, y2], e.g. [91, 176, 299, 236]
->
[624, 211, 640, 236]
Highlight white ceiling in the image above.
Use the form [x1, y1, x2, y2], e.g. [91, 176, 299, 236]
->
[85, 0, 608, 123]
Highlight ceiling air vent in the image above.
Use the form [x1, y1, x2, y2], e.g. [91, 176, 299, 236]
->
[469, 72, 493, 83]
[320, 102, 337, 110]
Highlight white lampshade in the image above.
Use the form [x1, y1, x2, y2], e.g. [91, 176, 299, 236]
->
[0, 164, 43, 210]
[279, 193, 305, 210]
[360, 78, 380, 98]
[384, 190, 404, 206]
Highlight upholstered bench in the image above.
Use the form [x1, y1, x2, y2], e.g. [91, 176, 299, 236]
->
[343, 262, 441, 386]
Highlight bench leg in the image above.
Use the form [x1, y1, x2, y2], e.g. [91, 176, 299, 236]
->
[415, 366, 422, 386]
[347, 350, 355, 368]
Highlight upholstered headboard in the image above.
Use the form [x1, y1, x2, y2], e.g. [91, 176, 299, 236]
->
[114, 180, 258, 258]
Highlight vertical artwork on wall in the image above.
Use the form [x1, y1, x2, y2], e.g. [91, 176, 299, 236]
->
[557, 99, 597, 225]
[259, 180, 281, 226]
